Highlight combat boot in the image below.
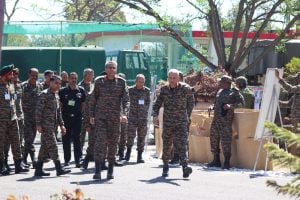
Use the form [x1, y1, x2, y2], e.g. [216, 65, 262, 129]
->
[54, 160, 71, 176]
[0, 160, 10, 176]
[81, 155, 90, 170]
[34, 161, 50, 176]
[93, 162, 101, 180]
[15, 159, 29, 174]
[125, 146, 132, 161]
[23, 149, 29, 166]
[169, 153, 179, 164]
[107, 162, 114, 180]
[222, 155, 231, 170]
[182, 164, 193, 178]
[137, 151, 145, 163]
[29, 150, 37, 169]
[118, 149, 125, 161]
[207, 154, 221, 168]
[162, 163, 169, 177]
[4, 155, 11, 173]
[101, 162, 108, 170]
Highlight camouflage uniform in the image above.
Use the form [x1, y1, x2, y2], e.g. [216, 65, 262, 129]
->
[278, 79, 300, 133]
[127, 86, 150, 152]
[41, 82, 50, 90]
[210, 88, 244, 157]
[89, 75, 129, 164]
[0, 80, 23, 168]
[35, 89, 64, 162]
[22, 80, 43, 163]
[152, 82, 194, 166]
[239, 88, 254, 109]
[78, 81, 94, 149]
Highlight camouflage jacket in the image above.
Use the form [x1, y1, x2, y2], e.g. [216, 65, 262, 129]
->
[279, 79, 300, 119]
[89, 75, 129, 121]
[36, 89, 64, 128]
[152, 82, 194, 124]
[128, 85, 150, 121]
[0, 80, 17, 121]
[213, 88, 245, 119]
[22, 80, 43, 119]
[239, 87, 254, 109]
[78, 81, 94, 118]
[14, 81, 24, 119]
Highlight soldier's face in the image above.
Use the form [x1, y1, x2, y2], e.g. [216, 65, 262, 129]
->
[220, 81, 231, 89]
[50, 79, 61, 91]
[29, 71, 38, 82]
[61, 73, 68, 82]
[84, 72, 94, 82]
[136, 77, 145, 89]
[68, 74, 78, 86]
[168, 73, 179, 88]
[45, 73, 54, 82]
[105, 64, 117, 78]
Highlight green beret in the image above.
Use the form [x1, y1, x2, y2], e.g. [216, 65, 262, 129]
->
[220, 75, 232, 83]
[0, 64, 14, 76]
[235, 76, 248, 85]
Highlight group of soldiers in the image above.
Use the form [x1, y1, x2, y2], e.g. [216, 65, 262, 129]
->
[3, 58, 279, 181]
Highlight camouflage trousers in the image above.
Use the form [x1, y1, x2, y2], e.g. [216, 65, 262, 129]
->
[210, 116, 233, 156]
[94, 119, 120, 163]
[4, 119, 24, 159]
[0, 120, 22, 162]
[85, 127, 95, 159]
[127, 119, 147, 152]
[23, 118, 37, 153]
[118, 122, 127, 152]
[162, 122, 188, 165]
[37, 126, 59, 162]
[171, 122, 191, 156]
[80, 116, 87, 150]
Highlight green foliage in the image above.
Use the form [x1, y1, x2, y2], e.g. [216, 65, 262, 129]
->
[264, 122, 300, 198]
[284, 57, 300, 75]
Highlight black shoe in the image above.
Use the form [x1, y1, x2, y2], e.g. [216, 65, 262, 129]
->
[54, 160, 71, 176]
[34, 161, 50, 177]
[182, 165, 192, 178]
[107, 162, 114, 180]
[125, 146, 132, 161]
[0, 161, 10, 176]
[75, 162, 81, 168]
[93, 162, 101, 181]
[101, 162, 108, 170]
[81, 156, 89, 170]
[64, 162, 69, 167]
[137, 151, 145, 163]
[114, 161, 124, 167]
[118, 149, 125, 161]
[222, 156, 231, 170]
[4, 157, 11, 173]
[162, 164, 169, 177]
[15, 159, 29, 174]
[207, 154, 221, 168]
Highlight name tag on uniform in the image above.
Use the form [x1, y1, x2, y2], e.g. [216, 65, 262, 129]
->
[5, 93, 10, 100]
[138, 99, 145, 105]
[68, 100, 75, 106]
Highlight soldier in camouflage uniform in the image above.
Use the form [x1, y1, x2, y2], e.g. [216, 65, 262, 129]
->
[152, 69, 194, 178]
[22, 68, 43, 168]
[60, 71, 68, 88]
[125, 74, 150, 163]
[235, 76, 254, 109]
[89, 61, 129, 180]
[34, 75, 71, 177]
[78, 68, 94, 150]
[41, 70, 54, 90]
[275, 69, 300, 133]
[0, 65, 29, 175]
[208, 75, 244, 169]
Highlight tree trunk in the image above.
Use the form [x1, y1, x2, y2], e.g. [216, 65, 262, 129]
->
[0, 0, 5, 67]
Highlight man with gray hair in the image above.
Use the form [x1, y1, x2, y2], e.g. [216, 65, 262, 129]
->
[125, 74, 150, 163]
[89, 61, 129, 180]
[153, 69, 194, 178]
[78, 68, 94, 150]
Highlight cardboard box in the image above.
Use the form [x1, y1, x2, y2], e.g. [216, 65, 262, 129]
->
[236, 138, 273, 170]
[233, 109, 259, 138]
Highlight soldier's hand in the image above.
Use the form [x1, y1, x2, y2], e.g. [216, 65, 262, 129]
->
[90, 117, 95, 125]
[275, 68, 281, 80]
[223, 104, 231, 110]
[153, 116, 159, 127]
[36, 125, 43, 133]
[60, 126, 66, 136]
[121, 116, 128, 123]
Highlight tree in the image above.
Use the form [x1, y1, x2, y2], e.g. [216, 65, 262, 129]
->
[264, 122, 300, 198]
[3, 0, 21, 46]
[114, 0, 300, 76]
[0, 0, 5, 67]
[55, 0, 127, 46]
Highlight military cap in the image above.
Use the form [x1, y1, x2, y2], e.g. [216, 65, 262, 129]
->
[220, 75, 232, 83]
[0, 64, 14, 76]
[118, 73, 126, 79]
[235, 76, 248, 85]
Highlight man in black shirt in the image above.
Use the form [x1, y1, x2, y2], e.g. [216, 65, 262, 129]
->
[59, 72, 86, 167]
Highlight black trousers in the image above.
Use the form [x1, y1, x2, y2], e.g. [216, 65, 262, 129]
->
[62, 115, 82, 163]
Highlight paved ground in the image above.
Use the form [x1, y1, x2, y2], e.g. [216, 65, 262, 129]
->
[0, 141, 294, 200]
